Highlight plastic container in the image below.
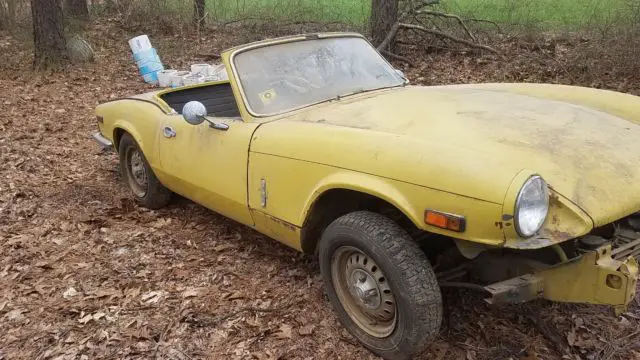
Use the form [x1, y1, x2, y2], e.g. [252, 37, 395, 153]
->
[170, 71, 190, 88]
[138, 62, 163, 76]
[142, 72, 159, 85]
[191, 64, 211, 76]
[134, 48, 164, 84]
[158, 70, 178, 87]
[129, 35, 152, 53]
[183, 73, 204, 86]
[133, 48, 157, 62]
[209, 63, 229, 81]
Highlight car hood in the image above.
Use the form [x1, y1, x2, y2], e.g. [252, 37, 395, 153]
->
[266, 85, 640, 225]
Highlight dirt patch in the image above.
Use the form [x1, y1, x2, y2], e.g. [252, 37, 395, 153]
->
[2, 20, 640, 360]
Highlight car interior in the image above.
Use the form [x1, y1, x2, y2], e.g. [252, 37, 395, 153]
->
[159, 82, 241, 118]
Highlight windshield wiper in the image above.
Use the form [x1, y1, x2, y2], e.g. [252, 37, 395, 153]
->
[334, 84, 404, 101]
[335, 88, 368, 101]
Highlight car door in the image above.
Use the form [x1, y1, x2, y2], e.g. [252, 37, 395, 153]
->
[157, 113, 259, 226]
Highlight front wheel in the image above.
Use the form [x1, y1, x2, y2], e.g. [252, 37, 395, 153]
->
[318, 211, 442, 360]
[118, 133, 171, 209]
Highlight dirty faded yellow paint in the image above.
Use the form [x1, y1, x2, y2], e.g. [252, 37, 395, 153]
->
[95, 33, 640, 310]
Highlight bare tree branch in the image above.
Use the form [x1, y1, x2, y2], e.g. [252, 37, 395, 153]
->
[416, 9, 477, 41]
[382, 50, 414, 66]
[399, 22, 499, 54]
[376, 21, 401, 51]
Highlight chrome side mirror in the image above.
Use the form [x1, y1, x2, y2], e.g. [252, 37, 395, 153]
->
[182, 101, 207, 125]
[181, 100, 229, 131]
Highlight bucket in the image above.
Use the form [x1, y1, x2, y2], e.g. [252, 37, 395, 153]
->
[183, 73, 204, 86]
[158, 70, 177, 87]
[170, 71, 190, 88]
[190, 64, 211, 76]
[129, 35, 152, 53]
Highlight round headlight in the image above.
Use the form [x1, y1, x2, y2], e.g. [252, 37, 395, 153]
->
[514, 176, 549, 237]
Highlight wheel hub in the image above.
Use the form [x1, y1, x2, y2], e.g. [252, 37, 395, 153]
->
[130, 151, 147, 187]
[126, 148, 148, 197]
[331, 246, 397, 338]
[349, 269, 381, 309]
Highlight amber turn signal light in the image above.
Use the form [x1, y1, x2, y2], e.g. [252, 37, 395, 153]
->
[425, 210, 466, 232]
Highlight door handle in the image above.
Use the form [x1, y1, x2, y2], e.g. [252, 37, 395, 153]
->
[163, 126, 176, 138]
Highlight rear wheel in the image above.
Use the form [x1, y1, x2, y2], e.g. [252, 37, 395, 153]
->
[118, 133, 171, 209]
[318, 211, 442, 360]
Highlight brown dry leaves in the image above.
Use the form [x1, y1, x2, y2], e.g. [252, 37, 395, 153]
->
[1, 19, 640, 360]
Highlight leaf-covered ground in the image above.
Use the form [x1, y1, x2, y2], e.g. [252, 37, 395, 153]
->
[1, 20, 640, 360]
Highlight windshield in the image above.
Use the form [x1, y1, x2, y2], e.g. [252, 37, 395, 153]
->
[233, 36, 405, 116]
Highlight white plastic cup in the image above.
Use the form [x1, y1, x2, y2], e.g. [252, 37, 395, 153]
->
[190, 64, 211, 76]
[158, 70, 178, 87]
[128, 35, 152, 53]
[170, 71, 190, 88]
[209, 63, 229, 80]
[183, 73, 204, 86]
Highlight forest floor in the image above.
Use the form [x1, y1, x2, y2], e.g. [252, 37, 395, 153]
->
[1, 19, 640, 360]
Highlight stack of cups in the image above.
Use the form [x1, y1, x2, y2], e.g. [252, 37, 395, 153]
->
[129, 35, 164, 85]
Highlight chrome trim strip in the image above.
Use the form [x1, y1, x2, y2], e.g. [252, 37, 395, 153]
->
[93, 132, 113, 150]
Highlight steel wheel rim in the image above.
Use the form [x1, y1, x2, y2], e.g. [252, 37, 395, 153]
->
[331, 246, 397, 338]
[126, 147, 147, 197]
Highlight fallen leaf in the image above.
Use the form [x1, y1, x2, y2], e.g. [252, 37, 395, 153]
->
[78, 314, 93, 324]
[276, 324, 292, 339]
[141, 291, 162, 304]
[63, 287, 79, 299]
[228, 291, 244, 300]
[567, 327, 576, 346]
[4, 309, 25, 321]
[431, 341, 449, 360]
[182, 288, 205, 298]
[298, 324, 315, 336]
[214, 243, 236, 252]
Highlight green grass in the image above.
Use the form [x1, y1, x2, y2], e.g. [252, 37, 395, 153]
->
[158, 0, 633, 31]
[443, 0, 630, 30]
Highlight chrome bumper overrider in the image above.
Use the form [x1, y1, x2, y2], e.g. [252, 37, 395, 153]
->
[93, 132, 113, 150]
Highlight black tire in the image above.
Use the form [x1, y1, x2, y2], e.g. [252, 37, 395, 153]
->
[118, 133, 171, 209]
[318, 211, 442, 360]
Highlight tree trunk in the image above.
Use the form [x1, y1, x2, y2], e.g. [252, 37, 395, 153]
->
[31, 0, 68, 68]
[370, 0, 398, 51]
[65, 0, 89, 19]
[193, 0, 206, 29]
[0, 0, 17, 30]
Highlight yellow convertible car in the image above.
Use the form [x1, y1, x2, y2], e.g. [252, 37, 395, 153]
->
[94, 33, 640, 359]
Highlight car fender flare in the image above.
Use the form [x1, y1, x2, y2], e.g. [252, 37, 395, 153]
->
[300, 171, 422, 229]
[112, 120, 145, 152]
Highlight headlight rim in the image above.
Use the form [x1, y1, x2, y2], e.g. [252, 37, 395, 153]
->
[514, 175, 549, 238]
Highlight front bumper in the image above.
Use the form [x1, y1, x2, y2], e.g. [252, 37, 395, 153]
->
[93, 132, 113, 151]
[485, 245, 639, 313]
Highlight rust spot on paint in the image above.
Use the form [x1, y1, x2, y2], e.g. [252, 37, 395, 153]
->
[264, 213, 297, 232]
